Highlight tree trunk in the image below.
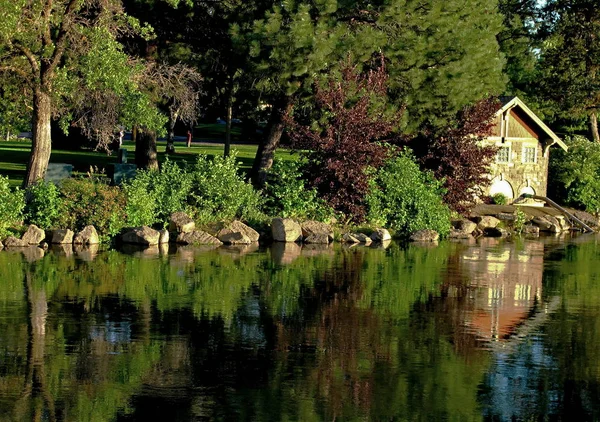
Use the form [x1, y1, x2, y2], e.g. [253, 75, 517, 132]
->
[23, 90, 52, 187]
[251, 96, 293, 187]
[136, 128, 159, 171]
[166, 109, 179, 154]
[591, 112, 600, 142]
[224, 79, 234, 158]
[5, 130, 10, 142]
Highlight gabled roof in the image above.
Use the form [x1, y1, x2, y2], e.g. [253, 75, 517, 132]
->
[497, 96, 568, 151]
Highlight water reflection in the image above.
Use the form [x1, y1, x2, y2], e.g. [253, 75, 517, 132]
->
[0, 236, 598, 420]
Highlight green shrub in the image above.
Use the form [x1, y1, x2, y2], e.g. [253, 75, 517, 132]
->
[123, 160, 193, 227]
[0, 175, 25, 238]
[492, 193, 508, 205]
[24, 180, 64, 229]
[366, 151, 452, 237]
[263, 160, 335, 222]
[550, 135, 600, 215]
[123, 170, 160, 227]
[188, 153, 264, 223]
[60, 178, 127, 237]
[513, 208, 527, 234]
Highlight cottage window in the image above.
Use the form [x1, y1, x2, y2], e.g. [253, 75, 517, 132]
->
[496, 146, 510, 163]
[523, 146, 536, 163]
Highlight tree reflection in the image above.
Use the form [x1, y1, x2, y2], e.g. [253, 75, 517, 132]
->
[1, 236, 597, 421]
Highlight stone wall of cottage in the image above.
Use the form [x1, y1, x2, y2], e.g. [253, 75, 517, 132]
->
[486, 138, 549, 199]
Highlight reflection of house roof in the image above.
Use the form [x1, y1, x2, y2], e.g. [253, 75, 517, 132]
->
[471, 309, 530, 340]
[496, 96, 567, 151]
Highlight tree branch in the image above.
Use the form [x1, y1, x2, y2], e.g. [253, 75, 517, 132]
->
[49, 0, 80, 74]
[14, 42, 40, 76]
[0, 65, 33, 81]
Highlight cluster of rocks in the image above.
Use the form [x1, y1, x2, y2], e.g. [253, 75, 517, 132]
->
[0, 224, 100, 251]
[448, 212, 569, 241]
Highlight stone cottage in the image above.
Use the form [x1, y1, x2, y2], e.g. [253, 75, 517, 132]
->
[484, 96, 567, 204]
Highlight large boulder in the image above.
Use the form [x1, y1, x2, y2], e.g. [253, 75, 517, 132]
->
[474, 216, 501, 231]
[409, 229, 439, 242]
[122, 226, 161, 245]
[451, 219, 477, 235]
[354, 233, 373, 245]
[159, 229, 169, 244]
[301, 221, 334, 243]
[271, 218, 302, 242]
[49, 229, 74, 244]
[22, 224, 45, 245]
[3, 236, 29, 247]
[532, 216, 563, 233]
[73, 225, 99, 245]
[176, 230, 222, 246]
[217, 220, 260, 244]
[342, 233, 360, 244]
[370, 228, 392, 242]
[169, 212, 195, 234]
[0, 240, 3, 250]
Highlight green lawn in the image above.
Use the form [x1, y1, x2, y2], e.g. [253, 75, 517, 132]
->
[0, 139, 294, 187]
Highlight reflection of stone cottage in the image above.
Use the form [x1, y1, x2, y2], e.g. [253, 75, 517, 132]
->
[485, 97, 567, 202]
[459, 238, 544, 340]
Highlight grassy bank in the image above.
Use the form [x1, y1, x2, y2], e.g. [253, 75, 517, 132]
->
[0, 139, 294, 187]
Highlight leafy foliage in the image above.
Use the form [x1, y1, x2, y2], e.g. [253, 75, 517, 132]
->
[24, 181, 64, 230]
[366, 151, 451, 237]
[0, 176, 24, 238]
[536, 0, 600, 138]
[188, 153, 264, 224]
[60, 178, 127, 237]
[123, 153, 263, 227]
[123, 161, 192, 228]
[286, 58, 400, 222]
[412, 98, 500, 214]
[263, 160, 335, 222]
[492, 193, 508, 205]
[550, 135, 600, 215]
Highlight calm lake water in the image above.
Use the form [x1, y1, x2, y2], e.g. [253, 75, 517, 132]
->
[0, 235, 599, 421]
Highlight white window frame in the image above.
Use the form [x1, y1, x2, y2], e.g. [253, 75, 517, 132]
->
[496, 145, 511, 163]
[522, 145, 537, 164]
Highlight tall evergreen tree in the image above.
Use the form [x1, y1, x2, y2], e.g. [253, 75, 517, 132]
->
[246, 0, 507, 185]
[537, 0, 600, 141]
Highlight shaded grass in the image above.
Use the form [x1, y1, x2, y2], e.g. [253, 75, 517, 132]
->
[0, 139, 295, 187]
[193, 123, 243, 141]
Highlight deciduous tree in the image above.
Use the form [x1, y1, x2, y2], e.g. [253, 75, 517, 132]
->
[0, 0, 161, 185]
[411, 98, 500, 214]
[285, 58, 400, 222]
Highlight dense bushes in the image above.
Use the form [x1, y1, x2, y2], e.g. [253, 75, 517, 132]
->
[0, 176, 25, 238]
[550, 135, 600, 215]
[123, 154, 264, 227]
[24, 180, 64, 229]
[263, 160, 335, 222]
[366, 151, 452, 237]
[123, 159, 192, 227]
[1, 150, 456, 242]
[60, 178, 127, 236]
[188, 154, 264, 224]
